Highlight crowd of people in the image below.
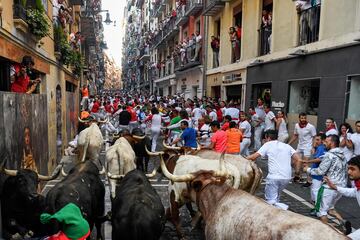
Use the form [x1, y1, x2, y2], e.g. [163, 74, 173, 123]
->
[76, 90, 360, 237]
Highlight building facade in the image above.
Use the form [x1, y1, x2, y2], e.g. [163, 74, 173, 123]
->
[121, 0, 360, 130]
[0, 0, 106, 176]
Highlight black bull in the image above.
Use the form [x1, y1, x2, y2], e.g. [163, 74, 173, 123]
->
[112, 169, 165, 240]
[45, 161, 106, 239]
[1, 169, 48, 239]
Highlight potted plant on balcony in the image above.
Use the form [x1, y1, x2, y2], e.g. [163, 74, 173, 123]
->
[26, 1, 50, 41]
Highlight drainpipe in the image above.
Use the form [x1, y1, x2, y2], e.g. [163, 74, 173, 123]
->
[202, 14, 209, 98]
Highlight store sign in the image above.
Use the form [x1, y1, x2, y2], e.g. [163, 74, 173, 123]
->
[272, 101, 285, 108]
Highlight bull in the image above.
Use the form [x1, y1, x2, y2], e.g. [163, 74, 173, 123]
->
[45, 161, 105, 240]
[1, 164, 62, 239]
[106, 130, 156, 198]
[77, 117, 107, 171]
[160, 157, 349, 240]
[162, 141, 263, 194]
[146, 148, 241, 238]
[112, 169, 165, 240]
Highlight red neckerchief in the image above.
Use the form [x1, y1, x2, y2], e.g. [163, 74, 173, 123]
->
[355, 180, 360, 190]
[198, 122, 204, 131]
[299, 121, 308, 128]
[326, 124, 336, 132]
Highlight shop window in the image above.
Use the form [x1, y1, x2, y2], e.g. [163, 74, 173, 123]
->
[346, 76, 360, 121]
[288, 79, 319, 115]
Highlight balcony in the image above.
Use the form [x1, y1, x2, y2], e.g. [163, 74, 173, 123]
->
[13, 3, 28, 32]
[69, 0, 84, 6]
[299, 4, 321, 46]
[186, 0, 203, 16]
[162, 17, 179, 42]
[152, 30, 163, 48]
[174, 45, 202, 72]
[259, 26, 271, 56]
[152, 0, 166, 18]
[203, 0, 225, 16]
[176, 4, 189, 26]
[139, 46, 150, 61]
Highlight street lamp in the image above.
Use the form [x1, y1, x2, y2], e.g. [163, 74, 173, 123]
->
[104, 12, 112, 25]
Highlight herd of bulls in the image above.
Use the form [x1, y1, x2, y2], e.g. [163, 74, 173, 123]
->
[0, 121, 350, 240]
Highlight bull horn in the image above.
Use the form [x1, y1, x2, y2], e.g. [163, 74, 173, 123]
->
[213, 152, 230, 178]
[78, 117, 89, 123]
[145, 145, 164, 156]
[162, 140, 181, 150]
[160, 154, 195, 182]
[99, 166, 106, 175]
[145, 168, 157, 178]
[107, 172, 125, 180]
[132, 134, 145, 140]
[2, 168, 17, 176]
[61, 166, 68, 177]
[37, 163, 62, 181]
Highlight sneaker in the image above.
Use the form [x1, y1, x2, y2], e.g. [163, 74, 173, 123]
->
[293, 176, 301, 183]
[309, 208, 317, 216]
[302, 182, 312, 187]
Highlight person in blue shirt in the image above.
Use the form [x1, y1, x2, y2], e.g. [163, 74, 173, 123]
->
[301, 133, 326, 208]
[172, 121, 197, 148]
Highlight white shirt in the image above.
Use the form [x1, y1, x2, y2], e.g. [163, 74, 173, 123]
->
[255, 106, 266, 121]
[340, 134, 354, 162]
[264, 111, 275, 131]
[325, 128, 338, 136]
[294, 123, 316, 150]
[296, 0, 311, 10]
[186, 107, 192, 116]
[351, 133, 360, 156]
[239, 120, 251, 138]
[196, 35, 202, 43]
[192, 108, 203, 120]
[278, 118, 288, 136]
[208, 111, 217, 121]
[224, 107, 240, 120]
[337, 186, 360, 207]
[257, 140, 296, 179]
[151, 114, 162, 130]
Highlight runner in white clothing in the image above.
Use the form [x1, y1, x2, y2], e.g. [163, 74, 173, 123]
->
[239, 111, 251, 156]
[325, 118, 338, 136]
[148, 107, 162, 152]
[275, 110, 289, 143]
[350, 121, 360, 157]
[264, 105, 275, 131]
[224, 104, 240, 124]
[247, 130, 301, 210]
[288, 112, 316, 182]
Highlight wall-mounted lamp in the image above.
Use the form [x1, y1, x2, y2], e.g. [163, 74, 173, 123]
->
[289, 49, 308, 56]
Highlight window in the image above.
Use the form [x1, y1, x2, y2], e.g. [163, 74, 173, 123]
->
[214, 19, 221, 37]
[288, 79, 320, 115]
[66, 81, 76, 92]
[42, 0, 48, 12]
[251, 83, 272, 107]
[346, 76, 360, 120]
[298, 1, 321, 45]
[196, 20, 200, 33]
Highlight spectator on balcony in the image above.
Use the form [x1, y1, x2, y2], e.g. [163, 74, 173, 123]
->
[191, 31, 202, 62]
[180, 41, 187, 66]
[211, 36, 220, 68]
[171, 9, 177, 18]
[296, 0, 321, 45]
[229, 27, 240, 63]
[11, 56, 41, 94]
[261, 10, 272, 54]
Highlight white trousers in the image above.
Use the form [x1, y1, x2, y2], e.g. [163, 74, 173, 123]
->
[151, 128, 161, 152]
[254, 126, 263, 151]
[240, 138, 251, 156]
[348, 229, 360, 239]
[311, 178, 322, 202]
[317, 187, 342, 217]
[265, 178, 290, 210]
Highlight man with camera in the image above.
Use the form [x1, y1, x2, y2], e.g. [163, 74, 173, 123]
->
[10, 56, 41, 94]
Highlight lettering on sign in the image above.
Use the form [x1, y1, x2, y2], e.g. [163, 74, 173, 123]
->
[272, 101, 285, 108]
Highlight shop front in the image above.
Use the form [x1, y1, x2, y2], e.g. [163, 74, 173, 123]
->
[246, 44, 360, 132]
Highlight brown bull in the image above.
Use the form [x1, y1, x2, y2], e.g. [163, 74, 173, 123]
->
[161, 165, 349, 240]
